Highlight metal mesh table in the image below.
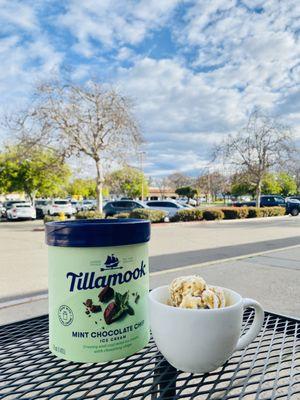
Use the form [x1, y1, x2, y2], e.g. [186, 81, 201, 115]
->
[0, 310, 299, 399]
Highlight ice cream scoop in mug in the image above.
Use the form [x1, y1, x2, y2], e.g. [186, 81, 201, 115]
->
[149, 286, 264, 373]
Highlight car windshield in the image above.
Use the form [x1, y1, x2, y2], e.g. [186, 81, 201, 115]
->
[54, 201, 68, 205]
[16, 204, 31, 208]
[36, 201, 48, 205]
[6, 201, 26, 208]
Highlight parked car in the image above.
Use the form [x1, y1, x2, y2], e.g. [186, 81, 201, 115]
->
[79, 200, 96, 211]
[146, 200, 188, 217]
[287, 196, 300, 202]
[70, 200, 81, 212]
[6, 203, 36, 220]
[35, 199, 50, 219]
[2, 200, 27, 218]
[103, 200, 148, 217]
[43, 199, 75, 217]
[0, 202, 5, 218]
[234, 195, 300, 216]
[177, 198, 197, 206]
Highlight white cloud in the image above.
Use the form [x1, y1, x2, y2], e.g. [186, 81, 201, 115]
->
[0, 2, 63, 120]
[0, 0, 38, 32]
[0, 0, 299, 176]
[59, 0, 180, 53]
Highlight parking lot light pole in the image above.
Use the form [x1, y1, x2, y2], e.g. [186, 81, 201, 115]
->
[138, 151, 146, 201]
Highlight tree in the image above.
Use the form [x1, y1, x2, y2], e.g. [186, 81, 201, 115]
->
[196, 171, 228, 201]
[215, 110, 296, 206]
[277, 172, 297, 196]
[261, 173, 281, 195]
[167, 172, 192, 190]
[230, 172, 255, 197]
[67, 179, 97, 198]
[9, 80, 142, 212]
[106, 166, 148, 198]
[0, 146, 70, 203]
[156, 177, 170, 198]
[175, 186, 197, 199]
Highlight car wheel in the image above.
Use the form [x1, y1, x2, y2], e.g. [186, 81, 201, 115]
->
[290, 208, 299, 216]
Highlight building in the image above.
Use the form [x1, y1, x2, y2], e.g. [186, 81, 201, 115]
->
[146, 187, 178, 200]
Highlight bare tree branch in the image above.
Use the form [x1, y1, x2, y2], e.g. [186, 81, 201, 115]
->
[214, 110, 296, 206]
[5, 79, 143, 212]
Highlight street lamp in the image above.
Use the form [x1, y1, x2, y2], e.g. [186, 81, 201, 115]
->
[138, 151, 146, 201]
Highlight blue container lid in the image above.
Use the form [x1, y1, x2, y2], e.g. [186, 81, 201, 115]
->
[45, 219, 150, 247]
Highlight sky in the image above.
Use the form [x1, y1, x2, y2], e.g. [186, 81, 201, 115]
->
[0, 0, 299, 177]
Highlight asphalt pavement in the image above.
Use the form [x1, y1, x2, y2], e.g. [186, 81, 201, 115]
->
[1, 245, 300, 325]
[0, 216, 300, 301]
[0, 215, 300, 325]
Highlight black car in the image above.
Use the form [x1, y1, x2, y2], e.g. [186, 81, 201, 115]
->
[35, 200, 49, 219]
[234, 195, 300, 216]
[288, 195, 300, 201]
[103, 200, 147, 217]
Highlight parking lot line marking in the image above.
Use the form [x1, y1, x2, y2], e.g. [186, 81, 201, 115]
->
[150, 244, 300, 276]
[1, 244, 299, 307]
[0, 292, 48, 309]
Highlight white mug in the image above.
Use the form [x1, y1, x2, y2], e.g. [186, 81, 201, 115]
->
[149, 285, 264, 373]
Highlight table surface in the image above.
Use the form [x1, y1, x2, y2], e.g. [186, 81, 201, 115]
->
[0, 310, 299, 400]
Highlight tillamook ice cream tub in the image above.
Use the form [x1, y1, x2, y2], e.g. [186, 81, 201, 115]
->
[45, 219, 150, 363]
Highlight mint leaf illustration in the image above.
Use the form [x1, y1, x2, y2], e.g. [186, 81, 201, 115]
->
[111, 291, 133, 322]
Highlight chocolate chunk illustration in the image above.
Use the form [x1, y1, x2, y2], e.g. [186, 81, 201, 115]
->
[98, 286, 114, 303]
[127, 305, 134, 315]
[135, 294, 140, 304]
[104, 302, 118, 325]
[90, 305, 102, 313]
[85, 299, 93, 308]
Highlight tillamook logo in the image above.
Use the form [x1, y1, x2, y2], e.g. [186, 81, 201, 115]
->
[66, 261, 146, 292]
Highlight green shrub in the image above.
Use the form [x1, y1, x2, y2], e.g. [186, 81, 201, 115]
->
[247, 206, 286, 218]
[221, 207, 249, 219]
[203, 209, 224, 220]
[247, 207, 263, 218]
[113, 212, 130, 219]
[260, 208, 271, 217]
[75, 211, 104, 219]
[265, 206, 286, 217]
[129, 208, 166, 223]
[170, 208, 203, 222]
[44, 215, 61, 223]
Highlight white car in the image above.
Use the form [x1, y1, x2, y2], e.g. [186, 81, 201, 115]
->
[44, 199, 75, 217]
[79, 200, 96, 211]
[70, 200, 81, 212]
[146, 200, 188, 217]
[6, 203, 36, 220]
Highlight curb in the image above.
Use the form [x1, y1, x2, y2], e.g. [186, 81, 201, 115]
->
[153, 214, 292, 227]
[150, 243, 300, 276]
[2, 243, 299, 308]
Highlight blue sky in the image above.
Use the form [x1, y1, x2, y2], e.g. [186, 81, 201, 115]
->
[0, 0, 299, 176]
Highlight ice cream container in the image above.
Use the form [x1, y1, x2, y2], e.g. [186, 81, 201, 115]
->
[45, 218, 151, 363]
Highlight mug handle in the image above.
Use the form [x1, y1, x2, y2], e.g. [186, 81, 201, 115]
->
[235, 298, 264, 351]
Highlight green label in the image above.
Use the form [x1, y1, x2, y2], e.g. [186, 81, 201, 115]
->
[48, 243, 149, 363]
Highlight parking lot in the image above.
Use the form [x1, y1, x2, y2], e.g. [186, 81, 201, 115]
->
[1, 216, 299, 301]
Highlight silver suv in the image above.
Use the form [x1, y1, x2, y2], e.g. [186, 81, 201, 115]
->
[146, 200, 187, 217]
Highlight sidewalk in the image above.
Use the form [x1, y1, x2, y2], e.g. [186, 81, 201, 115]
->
[1, 245, 299, 325]
[150, 245, 300, 318]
